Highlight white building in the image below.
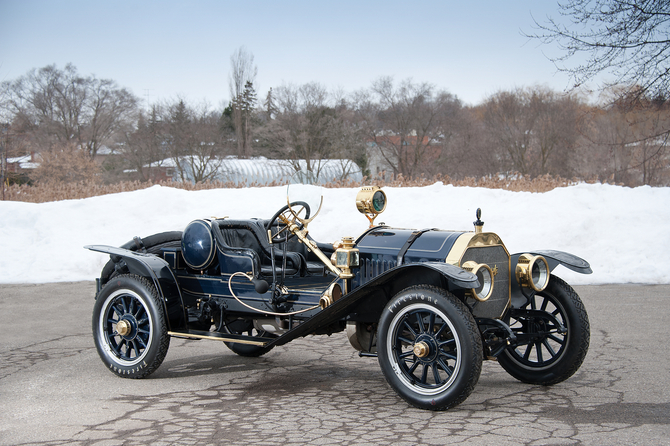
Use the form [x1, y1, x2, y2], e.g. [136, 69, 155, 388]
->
[164, 156, 363, 185]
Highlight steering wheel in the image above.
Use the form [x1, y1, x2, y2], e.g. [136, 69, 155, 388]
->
[266, 201, 311, 243]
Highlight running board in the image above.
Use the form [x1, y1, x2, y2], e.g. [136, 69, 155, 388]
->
[168, 329, 274, 346]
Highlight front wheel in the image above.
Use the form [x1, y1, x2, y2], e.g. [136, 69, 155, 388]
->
[92, 274, 170, 378]
[498, 275, 590, 385]
[377, 286, 483, 410]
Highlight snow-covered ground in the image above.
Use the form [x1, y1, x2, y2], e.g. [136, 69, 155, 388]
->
[1, 182, 668, 285]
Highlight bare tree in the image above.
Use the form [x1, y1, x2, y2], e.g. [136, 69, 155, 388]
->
[122, 104, 169, 181]
[578, 89, 670, 185]
[439, 106, 497, 179]
[482, 86, 580, 177]
[82, 77, 138, 157]
[261, 82, 366, 180]
[1, 64, 138, 157]
[229, 47, 258, 158]
[0, 123, 9, 199]
[359, 77, 461, 178]
[262, 82, 331, 175]
[162, 99, 225, 183]
[530, 1, 670, 184]
[530, 0, 670, 100]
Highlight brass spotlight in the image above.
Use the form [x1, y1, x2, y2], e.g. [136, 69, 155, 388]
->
[356, 186, 386, 227]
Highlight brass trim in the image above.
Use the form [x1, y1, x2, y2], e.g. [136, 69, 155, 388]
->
[413, 341, 429, 358]
[168, 331, 268, 346]
[445, 231, 512, 319]
[116, 319, 131, 336]
[469, 232, 505, 248]
[286, 195, 323, 227]
[287, 224, 347, 278]
[445, 233, 475, 265]
[445, 232, 507, 265]
[356, 186, 386, 227]
[319, 282, 343, 309]
[515, 254, 549, 292]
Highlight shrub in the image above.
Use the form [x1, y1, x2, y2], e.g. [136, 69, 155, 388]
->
[1, 172, 600, 204]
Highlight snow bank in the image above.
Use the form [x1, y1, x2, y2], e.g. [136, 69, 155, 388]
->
[1, 183, 667, 285]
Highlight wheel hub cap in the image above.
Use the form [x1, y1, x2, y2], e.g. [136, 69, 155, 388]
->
[413, 341, 430, 358]
[116, 319, 132, 337]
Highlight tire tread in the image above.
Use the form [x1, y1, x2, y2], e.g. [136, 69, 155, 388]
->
[378, 285, 483, 410]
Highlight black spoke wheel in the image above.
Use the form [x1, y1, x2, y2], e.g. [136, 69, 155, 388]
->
[92, 274, 170, 378]
[499, 275, 590, 385]
[378, 286, 482, 410]
[220, 317, 275, 357]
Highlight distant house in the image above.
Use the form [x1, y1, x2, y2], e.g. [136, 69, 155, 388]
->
[94, 145, 115, 164]
[6, 144, 115, 173]
[6, 153, 40, 173]
[123, 160, 175, 182]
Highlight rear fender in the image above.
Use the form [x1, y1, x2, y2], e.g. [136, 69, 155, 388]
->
[86, 245, 186, 330]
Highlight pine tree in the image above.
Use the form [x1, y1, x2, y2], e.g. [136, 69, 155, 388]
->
[232, 81, 257, 158]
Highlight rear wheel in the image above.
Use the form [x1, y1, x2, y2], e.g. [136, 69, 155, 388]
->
[220, 317, 275, 357]
[92, 274, 170, 378]
[377, 286, 483, 410]
[498, 275, 590, 385]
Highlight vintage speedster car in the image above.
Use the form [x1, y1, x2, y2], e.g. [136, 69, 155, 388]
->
[86, 185, 591, 410]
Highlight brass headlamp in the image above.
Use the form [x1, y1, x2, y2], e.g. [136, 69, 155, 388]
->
[462, 261, 494, 301]
[515, 254, 549, 292]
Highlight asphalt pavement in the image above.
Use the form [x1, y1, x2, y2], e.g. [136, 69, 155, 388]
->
[1, 282, 669, 445]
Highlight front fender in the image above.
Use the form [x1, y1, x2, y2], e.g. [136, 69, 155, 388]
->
[85, 245, 186, 330]
[511, 250, 592, 275]
[510, 249, 591, 309]
[268, 262, 478, 347]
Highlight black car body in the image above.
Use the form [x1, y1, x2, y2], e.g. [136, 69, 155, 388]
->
[86, 185, 591, 410]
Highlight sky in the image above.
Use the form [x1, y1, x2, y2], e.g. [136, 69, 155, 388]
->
[0, 182, 667, 285]
[0, 0, 595, 107]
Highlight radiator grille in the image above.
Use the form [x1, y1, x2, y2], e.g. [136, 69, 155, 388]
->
[460, 245, 510, 318]
[358, 257, 397, 285]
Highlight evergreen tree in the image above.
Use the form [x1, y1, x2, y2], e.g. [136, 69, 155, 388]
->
[232, 81, 257, 158]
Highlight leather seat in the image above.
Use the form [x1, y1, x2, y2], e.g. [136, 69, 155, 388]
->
[214, 219, 303, 277]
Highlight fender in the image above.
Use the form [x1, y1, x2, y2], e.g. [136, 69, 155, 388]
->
[510, 249, 591, 308]
[268, 261, 479, 347]
[511, 250, 592, 275]
[85, 245, 187, 330]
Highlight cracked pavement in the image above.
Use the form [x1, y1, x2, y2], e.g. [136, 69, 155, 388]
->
[1, 282, 669, 445]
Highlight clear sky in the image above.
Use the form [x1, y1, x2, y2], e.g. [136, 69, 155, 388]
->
[0, 0, 590, 107]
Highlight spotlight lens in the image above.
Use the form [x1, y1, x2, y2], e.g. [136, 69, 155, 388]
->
[372, 191, 386, 212]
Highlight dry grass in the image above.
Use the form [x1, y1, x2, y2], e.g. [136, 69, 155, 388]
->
[2, 173, 603, 204]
